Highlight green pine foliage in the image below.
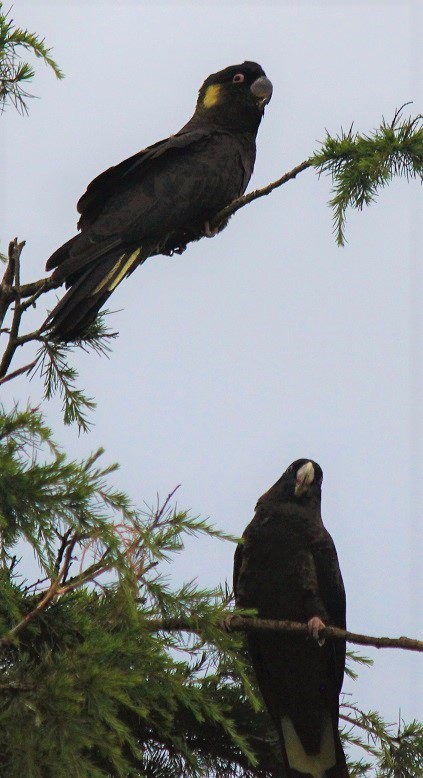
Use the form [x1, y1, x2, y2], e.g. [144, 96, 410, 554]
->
[33, 312, 118, 432]
[0, 1, 63, 113]
[1, 6, 423, 774]
[0, 406, 421, 776]
[312, 108, 423, 246]
[0, 406, 257, 776]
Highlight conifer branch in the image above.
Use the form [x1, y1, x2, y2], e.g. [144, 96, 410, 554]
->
[0, 242, 117, 430]
[145, 614, 423, 654]
[56, 553, 113, 596]
[0, 358, 36, 384]
[0, 238, 27, 378]
[210, 159, 312, 230]
[0, 2, 64, 114]
[34, 339, 97, 432]
[2, 531, 81, 643]
[312, 106, 423, 245]
[0, 401, 421, 774]
[4, 574, 62, 642]
[3, 109, 423, 434]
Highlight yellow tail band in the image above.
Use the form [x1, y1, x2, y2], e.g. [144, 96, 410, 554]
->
[92, 248, 141, 296]
[281, 711, 336, 778]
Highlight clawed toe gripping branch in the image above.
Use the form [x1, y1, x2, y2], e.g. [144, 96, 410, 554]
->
[2, 10, 423, 773]
[0, 406, 421, 775]
[3, 108, 423, 431]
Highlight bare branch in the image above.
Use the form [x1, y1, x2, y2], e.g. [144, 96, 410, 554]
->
[18, 276, 58, 300]
[209, 159, 312, 230]
[152, 484, 181, 527]
[54, 528, 73, 573]
[0, 238, 24, 326]
[0, 161, 310, 383]
[145, 615, 423, 654]
[0, 359, 37, 385]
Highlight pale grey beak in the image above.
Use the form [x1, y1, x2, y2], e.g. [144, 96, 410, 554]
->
[294, 461, 315, 496]
[250, 76, 273, 109]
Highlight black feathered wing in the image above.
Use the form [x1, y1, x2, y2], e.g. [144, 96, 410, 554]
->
[45, 128, 254, 339]
[310, 529, 347, 697]
[74, 130, 216, 230]
[234, 511, 348, 777]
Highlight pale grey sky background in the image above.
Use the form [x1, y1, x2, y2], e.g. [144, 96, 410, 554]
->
[2, 0, 422, 742]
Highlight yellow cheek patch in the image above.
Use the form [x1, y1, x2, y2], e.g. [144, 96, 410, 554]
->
[202, 84, 221, 108]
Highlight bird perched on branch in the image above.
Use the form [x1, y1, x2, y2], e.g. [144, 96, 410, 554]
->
[234, 459, 348, 778]
[44, 61, 272, 340]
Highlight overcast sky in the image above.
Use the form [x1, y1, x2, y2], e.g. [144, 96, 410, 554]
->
[2, 0, 422, 740]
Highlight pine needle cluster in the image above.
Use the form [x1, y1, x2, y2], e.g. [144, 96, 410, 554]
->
[1, 5, 423, 774]
[312, 108, 423, 245]
[0, 406, 280, 776]
[0, 407, 421, 776]
[0, 2, 63, 114]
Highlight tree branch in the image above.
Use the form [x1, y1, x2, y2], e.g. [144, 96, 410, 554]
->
[17, 276, 58, 300]
[57, 552, 113, 596]
[145, 615, 423, 653]
[0, 682, 34, 692]
[0, 532, 80, 645]
[209, 159, 312, 230]
[0, 161, 311, 389]
[0, 358, 37, 385]
[1, 595, 422, 654]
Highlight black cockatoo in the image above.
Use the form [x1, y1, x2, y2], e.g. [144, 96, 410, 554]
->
[234, 459, 349, 777]
[44, 61, 272, 339]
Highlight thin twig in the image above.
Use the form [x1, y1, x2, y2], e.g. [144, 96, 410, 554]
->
[57, 552, 113, 596]
[153, 485, 181, 527]
[20, 279, 53, 312]
[22, 576, 49, 594]
[58, 532, 80, 583]
[19, 276, 58, 299]
[0, 359, 37, 385]
[0, 533, 80, 644]
[209, 159, 312, 230]
[54, 528, 73, 573]
[340, 711, 380, 737]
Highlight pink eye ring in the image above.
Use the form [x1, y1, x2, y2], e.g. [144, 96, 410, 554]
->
[232, 73, 245, 83]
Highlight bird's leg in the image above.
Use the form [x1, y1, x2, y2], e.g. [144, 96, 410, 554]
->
[307, 615, 326, 646]
[161, 243, 188, 257]
[204, 220, 219, 238]
[204, 215, 230, 237]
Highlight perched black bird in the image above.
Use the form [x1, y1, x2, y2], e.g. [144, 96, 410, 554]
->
[234, 459, 348, 778]
[44, 61, 272, 339]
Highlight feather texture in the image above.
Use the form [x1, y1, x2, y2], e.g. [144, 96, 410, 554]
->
[44, 62, 272, 339]
[234, 459, 349, 777]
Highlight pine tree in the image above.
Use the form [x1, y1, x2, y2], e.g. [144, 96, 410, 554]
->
[0, 5, 422, 776]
